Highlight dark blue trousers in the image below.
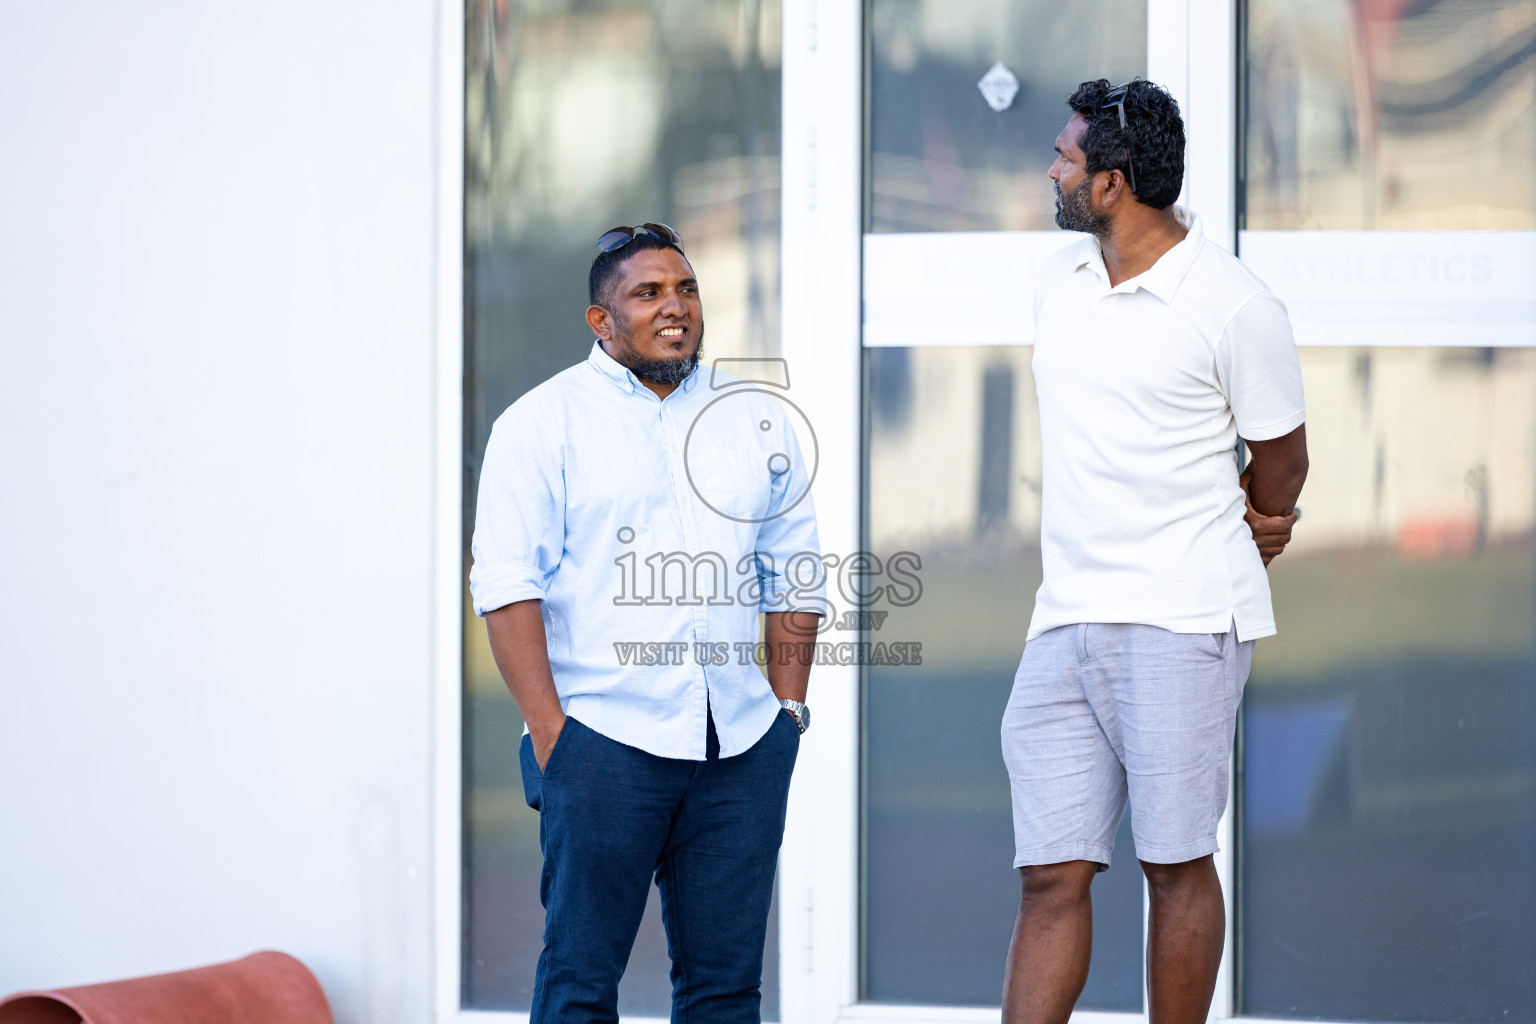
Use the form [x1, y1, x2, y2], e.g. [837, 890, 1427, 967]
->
[519, 710, 799, 1024]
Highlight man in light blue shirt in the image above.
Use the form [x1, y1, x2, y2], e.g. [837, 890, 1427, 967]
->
[470, 222, 822, 1023]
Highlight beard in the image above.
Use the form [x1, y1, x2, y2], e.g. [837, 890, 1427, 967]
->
[609, 318, 704, 386]
[1054, 177, 1109, 237]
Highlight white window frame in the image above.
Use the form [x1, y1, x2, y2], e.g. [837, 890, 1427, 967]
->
[776, 0, 864, 1020]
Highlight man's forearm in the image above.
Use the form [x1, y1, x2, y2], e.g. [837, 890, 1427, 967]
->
[1248, 462, 1306, 517]
[485, 600, 566, 760]
[1245, 424, 1309, 517]
[764, 610, 819, 703]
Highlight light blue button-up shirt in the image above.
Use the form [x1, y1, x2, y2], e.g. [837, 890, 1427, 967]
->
[470, 342, 823, 760]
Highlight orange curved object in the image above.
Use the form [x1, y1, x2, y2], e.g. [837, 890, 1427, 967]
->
[0, 951, 332, 1024]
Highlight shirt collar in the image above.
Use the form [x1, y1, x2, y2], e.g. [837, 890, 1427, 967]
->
[586, 339, 702, 396]
[1073, 205, 1203, 303]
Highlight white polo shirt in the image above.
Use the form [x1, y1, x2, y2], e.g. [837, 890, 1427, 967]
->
[1028, 207, 1305, 643]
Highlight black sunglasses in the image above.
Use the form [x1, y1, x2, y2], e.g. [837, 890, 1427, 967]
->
[1100, 83, 1138, 194]
[594, 222, 684, 256]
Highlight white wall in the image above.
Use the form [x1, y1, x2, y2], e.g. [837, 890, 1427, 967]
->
[0, 4, 444, 1021]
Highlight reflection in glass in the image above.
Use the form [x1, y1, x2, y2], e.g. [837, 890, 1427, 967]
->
[867, 0, 1145, 233]
[1240, 348, 1536, 1021]
[863, 347, 1142, 1009]
[462, 0, 782, 1014]
[1243, 0, 1536, 229]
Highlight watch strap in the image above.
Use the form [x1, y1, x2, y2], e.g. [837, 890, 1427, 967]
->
[779, 698, 809, 734]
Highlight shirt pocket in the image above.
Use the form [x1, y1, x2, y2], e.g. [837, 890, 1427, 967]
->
[686, 440, 768, 520]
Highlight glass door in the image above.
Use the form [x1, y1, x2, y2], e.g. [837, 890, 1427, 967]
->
[1236, 1, 1536, 1019]
[460, 0, 786, 1016]
[860, 0, 1150, 1010]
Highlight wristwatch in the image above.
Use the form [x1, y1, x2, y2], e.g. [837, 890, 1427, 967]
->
[779, 699, 810, 734]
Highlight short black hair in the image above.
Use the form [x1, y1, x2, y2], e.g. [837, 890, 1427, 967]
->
[1067, 78, 1184, 210]
[588, 232, 685, 308]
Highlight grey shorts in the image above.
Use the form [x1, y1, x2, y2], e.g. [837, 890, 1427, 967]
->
[1001, 622, 1254, 869]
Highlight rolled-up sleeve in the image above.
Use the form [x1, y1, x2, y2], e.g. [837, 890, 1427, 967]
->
[469, 405, 566, 616]
[752, 416, 825, 616]
[1215, 290, 1307, 442]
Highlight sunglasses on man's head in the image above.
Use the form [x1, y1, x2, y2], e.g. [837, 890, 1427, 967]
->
[594, 222, 684, 256]
[1100, 82, 1138, 194]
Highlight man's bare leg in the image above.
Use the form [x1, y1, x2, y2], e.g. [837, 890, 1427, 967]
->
[1141, 855, 1225, 1024]
[1002, 860, 1099, 1024]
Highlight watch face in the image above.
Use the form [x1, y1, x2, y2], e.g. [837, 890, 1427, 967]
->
[797, 704, 809, 732]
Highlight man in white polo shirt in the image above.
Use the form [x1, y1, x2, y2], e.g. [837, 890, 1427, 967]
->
[1000, 80, 1309, 1024]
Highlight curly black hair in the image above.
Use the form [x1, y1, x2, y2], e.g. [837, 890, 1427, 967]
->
[588, 232, 686, 308]
[1067, 78, 1184, 210]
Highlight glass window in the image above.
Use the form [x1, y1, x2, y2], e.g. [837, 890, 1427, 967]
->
[1242, 0, 1536, 230]
[1240, 4, 1536, 1018]
[867, 0, 1145, 233]
[1238, 347, 1536, 1021]
[862, 347, 1142, 1009]
[462, 0, 783, 1014]
[862, 0, 1148, 1007]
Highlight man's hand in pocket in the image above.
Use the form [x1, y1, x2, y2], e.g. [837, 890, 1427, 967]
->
[530, 713, 568, 771]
